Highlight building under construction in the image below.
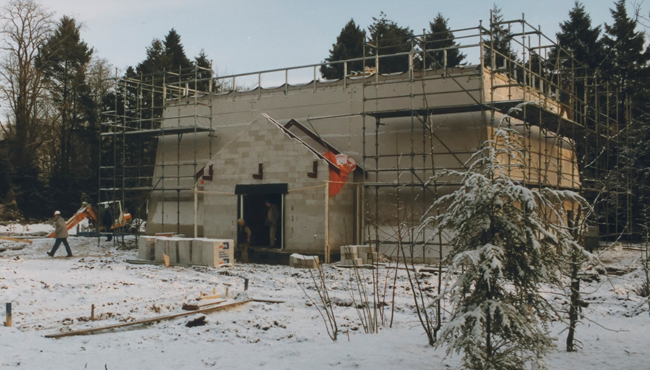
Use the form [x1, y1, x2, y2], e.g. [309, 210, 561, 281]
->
[99, 15, 631, 262]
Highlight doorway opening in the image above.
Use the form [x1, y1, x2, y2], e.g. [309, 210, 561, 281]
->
[236, 184, 286, 249]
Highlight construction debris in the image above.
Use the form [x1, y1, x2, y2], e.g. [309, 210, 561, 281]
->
[45, 299, 251, 339]
[339, 246, 377, 267]
[185, 315, 207, 327]
[0, 236, 32, 244]
[182, 299, 227, 311]
[290, 254, 319, 269]
[0, 245, 26, 253]
[252, 298, 286, 304]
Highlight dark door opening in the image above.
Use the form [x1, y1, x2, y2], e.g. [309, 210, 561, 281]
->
[240, 193, 282, 248]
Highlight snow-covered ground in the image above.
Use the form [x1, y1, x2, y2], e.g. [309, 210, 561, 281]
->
[0, 220, 93, 237]
[0, 237, 648, 369]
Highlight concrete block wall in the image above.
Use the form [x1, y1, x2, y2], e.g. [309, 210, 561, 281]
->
[147, 69, 490, 235]
[327, 181, 357, 253]
[146, 67, 580, 250]
[203, 115, 330, 255]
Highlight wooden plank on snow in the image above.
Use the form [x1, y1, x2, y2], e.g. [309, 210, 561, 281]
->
[44, 299, 251, 339]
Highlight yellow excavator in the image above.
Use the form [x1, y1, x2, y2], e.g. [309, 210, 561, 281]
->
[47, 201, 132, 238]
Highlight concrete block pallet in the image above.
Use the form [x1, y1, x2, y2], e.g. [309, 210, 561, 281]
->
[339, 245, 377, 266]
[290, 254, 320, 269]
[142, 236, 234, 268]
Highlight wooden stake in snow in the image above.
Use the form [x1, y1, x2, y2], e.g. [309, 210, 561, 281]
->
[4, 303, 11, 327]
[91, 304, 95, 321]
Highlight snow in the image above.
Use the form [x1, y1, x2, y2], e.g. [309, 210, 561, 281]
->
[0, 237, 648, 369]
[0, 223, 54, 236]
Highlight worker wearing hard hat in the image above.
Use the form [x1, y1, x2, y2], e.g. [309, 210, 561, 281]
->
[47, 211, 73, 257]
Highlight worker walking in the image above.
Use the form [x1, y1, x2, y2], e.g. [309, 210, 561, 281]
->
[265, 200, 279, 247]
[103, 205, 113, 242]
[237, 218, 251, 263]
[48, 211, 72, 257]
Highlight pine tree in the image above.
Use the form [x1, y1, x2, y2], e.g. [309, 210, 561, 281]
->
[37, 16, 93, 172]
[483, 5, 518, 70]
[553, 1, 603, 120]
[135, 29, 193, 77]
[164, 28, 192, 72]
[601, 0, 650, 101]
[320, 19, 365, 79]
[368, 12, 413, 74]
[423, 13, 466, 69]
[422, 104, 589, 369]
[136, 39, 167, 76]
[37, 16, 94, 214]
[194, 50, 215, 92]
[556, 2, 602, 74]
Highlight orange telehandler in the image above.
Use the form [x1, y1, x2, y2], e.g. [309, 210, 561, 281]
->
[47, 201, 132, 238]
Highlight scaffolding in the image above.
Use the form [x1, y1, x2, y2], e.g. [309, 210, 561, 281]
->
[359, 14, 631, 259]
[97, 13, 632, 256]
[99, 64, 215, 245]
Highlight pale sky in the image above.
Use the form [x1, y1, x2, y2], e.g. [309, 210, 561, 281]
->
[3, 0, 648, 81]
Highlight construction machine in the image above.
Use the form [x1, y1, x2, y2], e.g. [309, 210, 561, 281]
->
[47, 201, 132, 238]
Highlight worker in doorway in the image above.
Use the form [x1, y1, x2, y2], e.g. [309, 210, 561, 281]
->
[265, 200, 280, 247]
[237, 218, 251, 263]
[103, 204, 113, 242]
[47, 211, 72, 257]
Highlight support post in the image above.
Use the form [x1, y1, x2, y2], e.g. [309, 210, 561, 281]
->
[325, 181, 330, 264]
[194, 183, 198, 238]
[285, 69, 289, 95]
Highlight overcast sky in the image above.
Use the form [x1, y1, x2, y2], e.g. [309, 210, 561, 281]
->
[4, 0, 648, 81]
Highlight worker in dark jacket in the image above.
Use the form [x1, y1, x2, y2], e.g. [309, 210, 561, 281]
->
[48, 211, 72, 257]
[237, 218, 251, 263]
[265, 200, 279, 247]
[103, 205, 113, 241]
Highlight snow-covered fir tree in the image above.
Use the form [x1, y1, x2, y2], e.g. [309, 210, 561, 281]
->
[420, 104, 589, 369]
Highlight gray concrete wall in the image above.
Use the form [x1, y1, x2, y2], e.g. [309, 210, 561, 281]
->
[147, 67, 579, 245]
[202, 115, 333, 254]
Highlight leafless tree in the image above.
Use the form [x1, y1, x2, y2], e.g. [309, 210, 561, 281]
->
[0, 0, 53, 167]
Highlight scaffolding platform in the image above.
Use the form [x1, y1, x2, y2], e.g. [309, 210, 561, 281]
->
[100, 126, 215, 137]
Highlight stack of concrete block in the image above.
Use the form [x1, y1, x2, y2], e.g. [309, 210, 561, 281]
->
[290, 254, 320, 269]
[138, 236, 157, 261]
[196, 239, 234, 267]
[154, 238, 177, 264]
[340, 245, 378, 266]
[339, 245, 362, 266]
[190, 239, 205, 266]
[176, 238, 193, 264]
[150, 237, 234, 268]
